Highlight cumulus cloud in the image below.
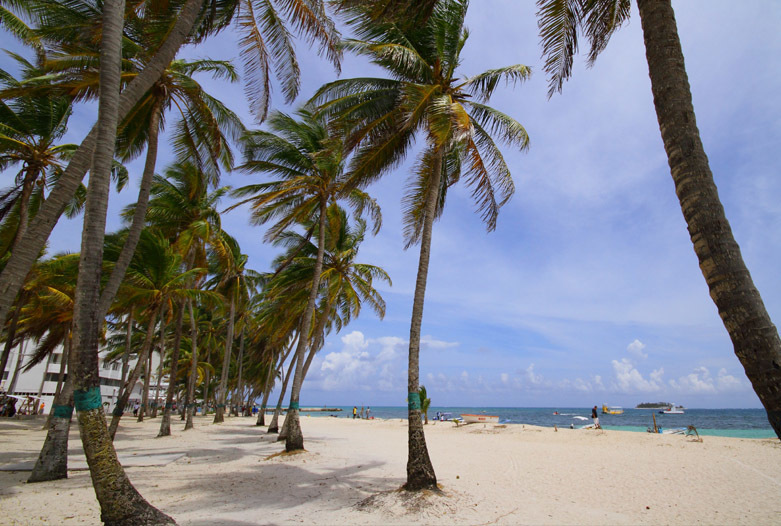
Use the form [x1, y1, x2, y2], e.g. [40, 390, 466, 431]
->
[421, 335, 459, 351]
[627, 339, 648, 359]
[668, 367, 746, 394]
[611, 359, 664, 392]
[525, 363, 543, 385]
[317, 331, 408, 392]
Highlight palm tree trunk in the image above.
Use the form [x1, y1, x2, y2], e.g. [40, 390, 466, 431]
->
[68, 1, 174, 522]
[159, 303, 185, 437]
[148, 304, 168, 420]
[258, 341, 294, 426]
[7, 337, 26, 393]
[137, 351, 152, 422]
[28, 374, 74, 483]
[109, 306, 162, 440]
[636, 0, 781, 439]
[0, 296, 23, 387]
[285, 197, 328, 452]
[184, 298, 199, 431]
[404, 149, 443, 491]
[232, 328, 245, 417]
[98, 99, 163, 319]
[120, 311, 133, 388]
[10, 166, 38, 252]
[0, 0, 206, 338]
[30, 331, 73, 482]
[268, 352, 297, 434]
[214, 290, 236, 423]
[257, 358, 276, 426]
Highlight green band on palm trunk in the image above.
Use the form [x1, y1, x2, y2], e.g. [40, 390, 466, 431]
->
[289, 402, 299, 410]
[53, 404, 74, 418]
[74, 387, 103, 412]
[408, 392, 421, 410]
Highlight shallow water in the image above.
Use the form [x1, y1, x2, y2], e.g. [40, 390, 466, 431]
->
[307, 406, 777, 439]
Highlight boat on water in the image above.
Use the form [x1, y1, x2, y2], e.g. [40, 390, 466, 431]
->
[461, 413, 500, 424]
[601, 404, 624, 415]
[660, 404, 685, 414]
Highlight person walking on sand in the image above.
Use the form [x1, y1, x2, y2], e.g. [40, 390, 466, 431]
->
[592, 405, 601, 429]
[352, 406, 357, 419]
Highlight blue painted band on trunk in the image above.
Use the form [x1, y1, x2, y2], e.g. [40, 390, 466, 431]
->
[289, 402, 299, 410]
[74, 387, 103, 412]
[53, 404, 74, 418]
[408, 393, 421, 410]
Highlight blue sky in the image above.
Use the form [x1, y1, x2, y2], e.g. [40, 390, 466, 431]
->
[2, 1, 781, 409]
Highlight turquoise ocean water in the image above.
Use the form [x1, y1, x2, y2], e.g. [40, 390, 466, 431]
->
[301, 406, 776, 439]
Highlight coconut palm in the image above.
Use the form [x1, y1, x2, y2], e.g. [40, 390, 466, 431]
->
[205, 233, 262, 423]
[311, 0, 530, 489]
[0, 0, 341, 337]
[230, 108, 380, 451]
[107, 228, 214, 439]
[0, 57, 76, 254]
[536, 0, 781, 439]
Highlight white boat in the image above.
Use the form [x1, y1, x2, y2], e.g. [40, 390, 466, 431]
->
[660, 404, 684, 414]
[461, 413, 500, 424]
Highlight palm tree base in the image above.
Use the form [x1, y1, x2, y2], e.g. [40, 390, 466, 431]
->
[77, 408, 176, 525]
[213, 408, 225, 424]
[405, 410, 437, 491]
[284, 410, 304, 452]
[28, 415, 71, 483]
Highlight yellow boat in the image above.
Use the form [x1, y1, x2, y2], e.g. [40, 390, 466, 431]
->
[602, 404, 624, 415]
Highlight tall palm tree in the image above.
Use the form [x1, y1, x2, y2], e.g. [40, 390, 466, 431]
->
[135, 161, 229, 431]
[107, 228, 214, 439]
[0, 56, 76, 253]
[206, 233, 261, 423]
[536, 0, 781, 439]
[0, 0, 341, 335]
[230, 108, 380, 451]
[311, 0, 530, 489]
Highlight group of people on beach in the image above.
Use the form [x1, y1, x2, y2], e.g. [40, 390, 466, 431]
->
[352, 406, 371, 419]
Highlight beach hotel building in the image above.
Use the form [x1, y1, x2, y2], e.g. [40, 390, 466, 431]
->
[1, 344, 160, 415]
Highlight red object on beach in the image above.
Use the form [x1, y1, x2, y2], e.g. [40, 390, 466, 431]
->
[461, 414, 500, 424]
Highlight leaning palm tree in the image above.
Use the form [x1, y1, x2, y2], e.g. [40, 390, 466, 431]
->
[0, 56, 76, 253]
[311, 0, 530, 489]
[205, 233, 261, 423]
[536, 0, 781, 439]
[230, 108, 380, 451]
[107, 228, 214, 439]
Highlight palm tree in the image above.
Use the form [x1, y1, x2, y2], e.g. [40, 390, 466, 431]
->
[0, 0, 341, 335]
[230, 108, 380, 451]
[107, 229, 213, 439]
[311, 0, 530, 489]
[206, 234, 262, 423]
[536, 0, 781, 439]
[419, 385, 431, 425]
[135, 162, 229, 431]
[0, 56, 76, 253]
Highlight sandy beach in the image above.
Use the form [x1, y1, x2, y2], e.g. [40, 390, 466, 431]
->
[1, 415, 780, 525]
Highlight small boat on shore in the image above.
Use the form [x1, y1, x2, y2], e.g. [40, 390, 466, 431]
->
[461, 413, 500, 424]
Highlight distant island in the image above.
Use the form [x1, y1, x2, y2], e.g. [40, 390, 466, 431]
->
[635, 402, 672, 409]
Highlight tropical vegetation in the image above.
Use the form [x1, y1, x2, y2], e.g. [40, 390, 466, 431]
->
[0, 0, 778, 524]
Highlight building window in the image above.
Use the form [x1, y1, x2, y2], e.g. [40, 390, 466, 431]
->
[45, 373, 67, 382]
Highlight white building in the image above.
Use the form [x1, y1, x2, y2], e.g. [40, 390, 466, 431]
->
[1, 343, 159, 415]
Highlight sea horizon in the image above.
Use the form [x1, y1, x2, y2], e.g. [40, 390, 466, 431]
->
[291, 405, 776, 439]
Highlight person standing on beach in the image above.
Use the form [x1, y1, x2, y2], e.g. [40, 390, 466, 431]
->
[352, 406, 357, 419]
[592, 406, 601, 429]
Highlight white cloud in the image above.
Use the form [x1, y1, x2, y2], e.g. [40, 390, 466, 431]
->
[611, 359, 663, 393]
[627, 339, 648, 359]
[668, 367, 747, 394]
[525, 363, 543, 385]
[421, 335, 459, 351]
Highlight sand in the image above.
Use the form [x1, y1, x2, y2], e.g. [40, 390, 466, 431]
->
[1, 414, 780, 525]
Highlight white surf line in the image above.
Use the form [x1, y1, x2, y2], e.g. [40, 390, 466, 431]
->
[729, 457, 781, 487]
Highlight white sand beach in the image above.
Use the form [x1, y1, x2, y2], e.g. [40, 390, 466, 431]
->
[1, 415, 780, 525]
